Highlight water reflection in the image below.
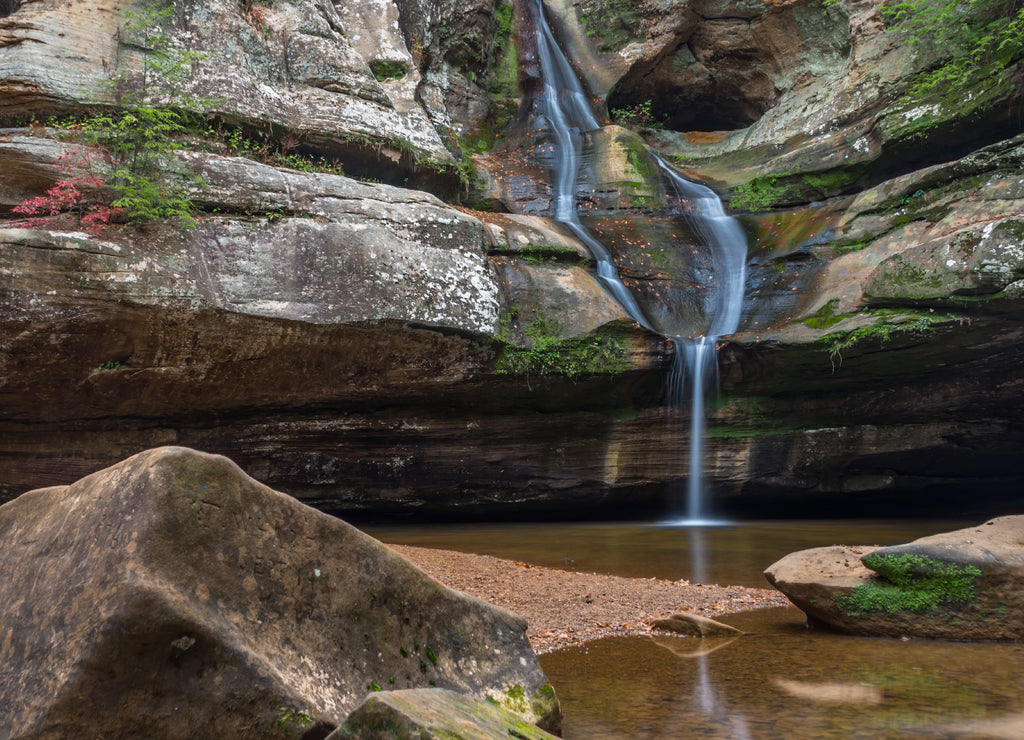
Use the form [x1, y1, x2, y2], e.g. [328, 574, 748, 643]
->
[370, 520, 1023, 737]
[540, 607, 1024, 739]
[365, 520, 971, 587]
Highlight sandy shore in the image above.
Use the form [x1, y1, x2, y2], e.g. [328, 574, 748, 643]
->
[390, 544, 791, 654]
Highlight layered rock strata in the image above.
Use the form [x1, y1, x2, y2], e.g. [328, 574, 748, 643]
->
[0, 0, 1022, 517]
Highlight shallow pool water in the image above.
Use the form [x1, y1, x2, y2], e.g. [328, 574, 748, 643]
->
[541, 607, 1024, 739]
[365, 519, 974, 587]
[368, 520, 1024, 738]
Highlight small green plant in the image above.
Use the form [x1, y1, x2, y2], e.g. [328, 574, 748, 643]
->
[369, 682, 382, 692]
[370, 59, 408, 81]
[78, 0, 215, 226]
[425, 645, 438, 666]
[835, 552, 983, 617]
[610, 99, 660, 129]
[824, 310, 939, 371]
[400, 646, 409, 657]
[95, 360, 122, 371]
[272, 705, 313, 734]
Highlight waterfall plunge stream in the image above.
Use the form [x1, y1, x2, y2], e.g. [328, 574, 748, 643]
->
[528, 0, 747, 525]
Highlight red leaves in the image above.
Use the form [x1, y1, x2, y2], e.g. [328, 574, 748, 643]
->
[13, 180, 83, 217]
[10, 149, 121, 235]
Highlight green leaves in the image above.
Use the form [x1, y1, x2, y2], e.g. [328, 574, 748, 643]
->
[882, 0, 1024, 95]
[82, 0, 210, 227]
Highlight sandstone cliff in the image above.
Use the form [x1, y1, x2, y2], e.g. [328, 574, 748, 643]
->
[1, 0, 1021, 517]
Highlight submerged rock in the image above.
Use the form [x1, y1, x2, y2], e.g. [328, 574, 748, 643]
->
[764, 516, 1024, 640]
[0, 447, 559, 738]
[652, 612, 743, 638]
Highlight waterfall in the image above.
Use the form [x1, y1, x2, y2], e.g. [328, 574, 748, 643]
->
[658, 156, 747, 525]
[530, 0, 653, 332]
[528, 0, 746, 524]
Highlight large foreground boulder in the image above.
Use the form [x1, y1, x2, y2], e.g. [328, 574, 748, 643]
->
[765, 517, 1024, 640]
[0, 447, 559, 738]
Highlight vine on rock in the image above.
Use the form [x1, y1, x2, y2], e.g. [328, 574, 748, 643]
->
[84, 0, 214, 227]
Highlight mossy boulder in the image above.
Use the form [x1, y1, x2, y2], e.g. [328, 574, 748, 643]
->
[333, 687, 560, 739]
[765, 516, 1024, 640]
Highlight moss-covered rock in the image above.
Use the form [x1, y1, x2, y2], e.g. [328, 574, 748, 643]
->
[765, 516, 1024, 640]
[334, 688, 560, 739]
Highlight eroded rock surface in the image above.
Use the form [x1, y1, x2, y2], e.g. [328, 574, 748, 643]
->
[0, 0, 520, 182]
[0, 128, 665, 511]
[765, 516, 1024, 640]
[0, 447, 559, 738]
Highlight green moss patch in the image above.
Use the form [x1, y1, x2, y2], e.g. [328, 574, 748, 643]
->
[579, 0, 643, 52]
[729, 164, 869, 212]
[494, 313, 631, 380]
[798, 299, 856, 330]
[495, 334, 631, 379]
[505, 245, 587, 265]
[370, 60, 408, 81]
[835, 552, 983, 617]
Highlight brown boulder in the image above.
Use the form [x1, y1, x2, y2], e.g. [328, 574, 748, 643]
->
[764, 517, 1024, 640]
[0, 447, 559, 738]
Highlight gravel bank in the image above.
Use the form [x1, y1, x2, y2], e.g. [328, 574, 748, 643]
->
[390, 544, 790, 654]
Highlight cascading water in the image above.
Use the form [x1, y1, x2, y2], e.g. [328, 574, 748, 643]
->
[530, 0, 653, 332]
[527, 0, 746, 525]
[658, 157, 747, 525]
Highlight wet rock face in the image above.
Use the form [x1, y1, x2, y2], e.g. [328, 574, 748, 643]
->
[765, 517, 1024, 640]
[0, 447, 559, 737]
